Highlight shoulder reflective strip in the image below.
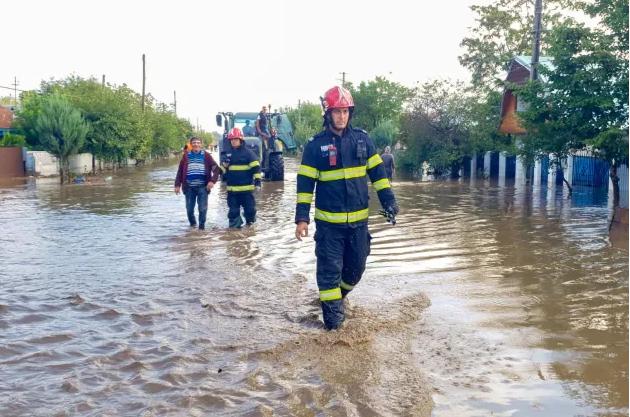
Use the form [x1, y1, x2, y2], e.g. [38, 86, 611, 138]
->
[319, 288, 342, 301]
[220, 165, 226, 173]
[340, 280, 355, 290]
[229, 165, 250, 171]
[249, 160, 260, 167]
[227, 185, 255, 191]
[319, 166, 367, 181]
[297, 192, 313, 204]
[373, 178, 391, 191]
[254, 173, 262, 179]
[367, 154, 383, 169]
[298, 164, 319, 179]
[314, 208, 369, 223]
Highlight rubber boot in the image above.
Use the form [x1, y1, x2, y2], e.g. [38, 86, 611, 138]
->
[321, 299, 345, 330]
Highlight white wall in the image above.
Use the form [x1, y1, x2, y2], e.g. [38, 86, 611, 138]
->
[26, 151, 59, 177]
[68, 153, 92, 175]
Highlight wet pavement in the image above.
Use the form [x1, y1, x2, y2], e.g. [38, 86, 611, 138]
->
[0, 157, 627, 416]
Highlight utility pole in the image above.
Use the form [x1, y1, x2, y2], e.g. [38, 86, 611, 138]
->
[173, 90, 177, 115]
[141, 54, 146, 111]
[102, 74, 106, 87]
[339, 72, 347, 87]
[12, 77, 18, 106]
[530, 0, 543, 81]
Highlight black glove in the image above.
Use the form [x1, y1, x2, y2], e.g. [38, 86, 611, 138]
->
[379, 203, 399, 225]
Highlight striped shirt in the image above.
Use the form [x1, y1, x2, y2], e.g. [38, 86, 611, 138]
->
[186, 151, 206, 187]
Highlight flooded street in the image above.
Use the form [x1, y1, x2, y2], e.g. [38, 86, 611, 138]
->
[1, 157, 627, 417]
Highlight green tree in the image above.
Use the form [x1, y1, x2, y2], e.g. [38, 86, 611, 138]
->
[34, 94, 88, 183]
[517, 3, 628, 196]
[369, 119, 399, 151]
[13, 90, 47, 149]
[347, 76, 412, 132]
[459, 0, 569, 91]
[285, 102, 322, 147]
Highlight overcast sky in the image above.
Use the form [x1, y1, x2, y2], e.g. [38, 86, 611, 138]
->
[3, 0, 482, 131]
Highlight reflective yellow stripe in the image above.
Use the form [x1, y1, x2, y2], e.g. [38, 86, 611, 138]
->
[318, 168, 344, 181]
[249, 160, 260, 168]
[229, 165, 250, 171]
[219, 165, 226, 173]
[297, 192, 313, 204]
[254, 173, 262, 179]
[314, 208, 369, 223]
[373, 178, 391, 191]
[340, 280, 354, 290]
[298, 164, 319, 179]
[227, 185, 255, 191]
[319, 166, 366, 181]
[347, 208, 370, 223]
[319, 288, 342, 301]
[367, 154, 383, 169]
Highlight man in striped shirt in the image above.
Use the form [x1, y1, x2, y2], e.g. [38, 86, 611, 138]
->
[175, 137, 220, 230]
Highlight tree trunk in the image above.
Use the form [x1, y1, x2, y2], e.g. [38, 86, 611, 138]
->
[563, 177, 573, 196]
[59, 157, 68, 184]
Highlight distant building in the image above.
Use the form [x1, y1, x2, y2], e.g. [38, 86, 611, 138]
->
[0, 105, 15, 138]
[498, 55, 554, 135]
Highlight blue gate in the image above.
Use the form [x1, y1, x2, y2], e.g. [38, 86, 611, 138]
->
[505, 156, 516, 179]
[573, 156, 610, 188]
[462, 156, 471, 177]
[490, 152, 500, 178]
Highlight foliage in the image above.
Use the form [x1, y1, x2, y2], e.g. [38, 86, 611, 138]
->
[399, 80, 506, 175]
[347, 76, 412, 132]
[0, 96, 16, 106]
[13, 90, 46, 148]
[285, 102, 322, 147]
[14, 76, 194, 166]
[34, 94, 88, 183]
[0, 133, 27, 147]
[517, 15, 628, 162]
[369, 119, 399, 150]
[459, 0, 569, 91]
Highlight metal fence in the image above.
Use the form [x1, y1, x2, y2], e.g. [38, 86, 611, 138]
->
[572, 154, 610, 188]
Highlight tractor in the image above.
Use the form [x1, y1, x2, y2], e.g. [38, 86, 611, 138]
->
[215, 111, 296, 181]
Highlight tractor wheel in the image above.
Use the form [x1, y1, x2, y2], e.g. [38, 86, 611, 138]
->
[269, 153, 284, 181]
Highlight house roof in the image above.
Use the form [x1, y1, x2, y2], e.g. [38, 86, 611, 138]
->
[509, 55, 555, 83]
[0, 106, 14, 129]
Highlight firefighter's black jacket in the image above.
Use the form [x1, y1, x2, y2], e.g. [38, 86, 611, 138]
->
[295, 126, 396, 227]
[220, 144, 261, 192]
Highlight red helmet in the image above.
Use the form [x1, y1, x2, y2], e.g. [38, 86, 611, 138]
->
[227, 127, 243, 140]
[322, 86, 354, 111]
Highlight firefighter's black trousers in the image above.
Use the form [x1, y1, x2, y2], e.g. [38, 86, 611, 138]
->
[227, 191, 256, 228]
[314, 222, 371, 329]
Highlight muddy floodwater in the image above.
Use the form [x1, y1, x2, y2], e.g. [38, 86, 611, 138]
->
[0, 157, 627, 417]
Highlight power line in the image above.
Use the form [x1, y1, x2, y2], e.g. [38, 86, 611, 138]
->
[0, 85, 27, 92]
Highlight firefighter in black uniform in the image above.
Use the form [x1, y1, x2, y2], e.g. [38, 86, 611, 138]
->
[221, 127, 262, 228]
[294, 86, 399, 330]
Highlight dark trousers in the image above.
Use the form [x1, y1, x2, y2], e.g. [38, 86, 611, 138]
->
[227, 191, 256, 228]
[185, 186, 209, 228]
[314, 222, 371, 329]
